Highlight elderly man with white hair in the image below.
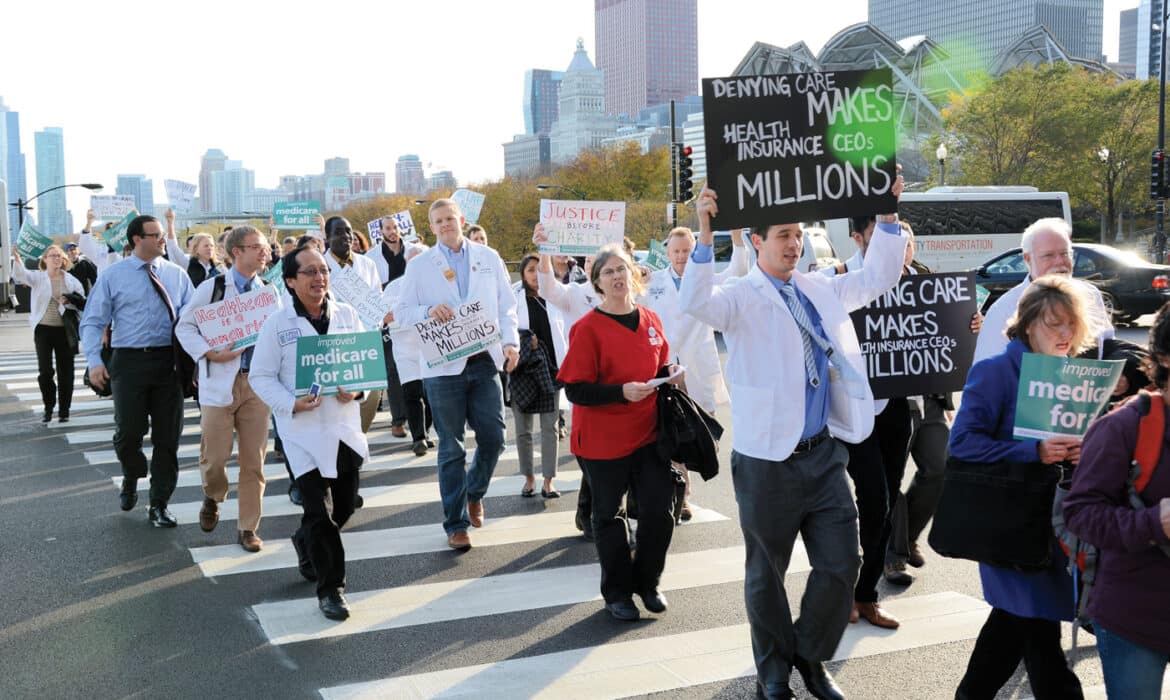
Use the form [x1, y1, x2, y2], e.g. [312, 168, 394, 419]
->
[974, 217, 1113, 363]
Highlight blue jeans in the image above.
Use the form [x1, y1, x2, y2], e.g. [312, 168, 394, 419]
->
[1095, 621, 1169, 700]
[423, 354, 506, 534]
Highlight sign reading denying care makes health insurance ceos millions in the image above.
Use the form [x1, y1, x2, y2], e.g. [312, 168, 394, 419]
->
[295, 331, 387, 396]
[273, 200, 321, 228]
[701, 69, 898, 230]
[192, 286, 282, 350]
[538, 200, 626, 255]
[413, 300, 501, 368]
[1013, 354, 1125, 439]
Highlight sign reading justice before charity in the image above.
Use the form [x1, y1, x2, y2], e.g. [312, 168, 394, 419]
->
[701, 69, 898, 230]
[538, 200, 627, 256]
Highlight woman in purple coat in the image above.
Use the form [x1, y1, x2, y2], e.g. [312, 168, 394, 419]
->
[948, 276, 1090, 700]
[1063, 304, 1170, 699]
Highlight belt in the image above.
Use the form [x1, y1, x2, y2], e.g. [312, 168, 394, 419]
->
[467, 351, 492, 364]
[114, 346, 172, 353]
[792, 427, 831, 455]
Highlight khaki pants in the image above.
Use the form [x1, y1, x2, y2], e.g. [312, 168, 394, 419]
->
[200, 372, 270, 532]
[359, 389, 383, 433]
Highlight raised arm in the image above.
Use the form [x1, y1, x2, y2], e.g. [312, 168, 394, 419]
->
[679, 186, 740, 332]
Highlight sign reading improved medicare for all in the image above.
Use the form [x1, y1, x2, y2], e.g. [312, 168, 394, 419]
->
[538, 200, 626, 255]
[1013, 354, 1125, 439]
[413, 300, 501, 368]
[105, 211, 136, 252]
[701, 69, 898, 230]
[16, 222, 52, 258]
[295, 331, 387, 395]
[643, 239, 669, 272]
[273, 200, 321, 228]
[192, 286, 282, 350]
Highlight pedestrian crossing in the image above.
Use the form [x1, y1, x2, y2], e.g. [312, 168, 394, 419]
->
[0, 349, 1074, 699]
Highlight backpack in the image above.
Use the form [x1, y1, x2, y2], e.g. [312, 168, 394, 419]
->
[179, 275, 269, 398]
[1052, 389, 1169, 651]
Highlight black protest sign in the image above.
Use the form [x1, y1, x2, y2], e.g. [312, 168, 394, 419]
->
[701, 69, 898, 230]
[850, 272, 977, 400]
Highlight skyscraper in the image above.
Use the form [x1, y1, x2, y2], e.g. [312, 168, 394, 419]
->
[117, 174, 154, 216]
[0, 99, 28, 235]
[324, 157, 350, 176]
[869, 0, 1104, 72]
[1120, 6, 1138, 66]
[210, 160, 254, 215]
[524, 69, 564, 136]
[1137, 0, 1165, 79]
[549, 40, 620, 164]
[34, 128, 67, 234]
[395, 155, 426, 195]
[198, 149, 228, 212]
[595, 0, 698, 119]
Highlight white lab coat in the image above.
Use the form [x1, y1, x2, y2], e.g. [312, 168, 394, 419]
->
[514, 286, 568, 367]
[248, 301, 369, 479]
[974, 277, 1114, 364]
[639, 249, 750, 413]
[393, 240, 519, 378]
[680, 227, 908, 461]
[11, 265, 85, 328]
[536, 269, 598, 331]
[175, 272, 277, 408]
[365, 242, 423, 288]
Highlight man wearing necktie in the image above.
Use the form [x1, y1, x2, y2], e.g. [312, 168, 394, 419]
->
[80, 215, 194, 527]
[176, 226, 274, 551]
[680, 180, 907, 700]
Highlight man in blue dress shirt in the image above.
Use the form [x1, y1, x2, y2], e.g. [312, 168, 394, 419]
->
[81, 215, 194, 527]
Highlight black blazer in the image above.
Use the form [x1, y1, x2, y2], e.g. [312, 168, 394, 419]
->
[656, 384, 724, 481]
[187, 259, 220, 287]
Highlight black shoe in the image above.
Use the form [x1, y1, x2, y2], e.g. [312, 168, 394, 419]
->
[541, 488, 561, 499]
[319, 590, 350, 621]
[884, 560, 914, 586]
[354, 494, 364, 509]
[793, 655, 844, 700]
[148, 505, 177, 528]
[58, 413, 69, 423]
[425, 438, 435, 448]
[605, 598, 640, 621]
[412, 439, 428, 457]
[638, 589, 668, 613]
[288, 483, 303, 506]
[907, 542, 926, 568]
[120, 478, 138, 512]
[291, 535, 316, 582]
[41, 409, 52, 423]
[756, 680, 795, 699]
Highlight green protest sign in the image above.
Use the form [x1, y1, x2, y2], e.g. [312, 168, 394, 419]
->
[295, 331, 386, 396]
[16, 222, 53, 259]
[105, 211, 136, 252]
[274, 200, 321, 228]
[262, 260, 283, 286]
[644, 239, 669, 272]
[975, 284, 991, 312]
[1013, 353, 1125, 439]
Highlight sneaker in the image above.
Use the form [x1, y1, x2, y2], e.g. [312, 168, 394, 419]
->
[908, 542, 926, 568]
[884, 560, 914, 586]
[149, 505, 178, 528]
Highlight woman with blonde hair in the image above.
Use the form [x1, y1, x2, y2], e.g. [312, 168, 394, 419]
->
[948, 275, 1090, 699]
[168, 231, 222, 286]
[11, 245, 86, 423]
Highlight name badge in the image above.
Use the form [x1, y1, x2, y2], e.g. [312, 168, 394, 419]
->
[278, 329, 301, 346]
[443, 269, 456, 282]
[648, 326, 663, 346]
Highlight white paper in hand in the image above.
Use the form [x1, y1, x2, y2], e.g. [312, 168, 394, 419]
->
[647, 365, 685, 388]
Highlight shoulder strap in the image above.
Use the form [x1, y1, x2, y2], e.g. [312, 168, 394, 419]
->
[211, 274, 227, 303]
[1133, 390, 1164, 493]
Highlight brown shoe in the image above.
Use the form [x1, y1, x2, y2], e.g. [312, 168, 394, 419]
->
[199, 497, 219, 533]
[391, 425, 408, 438]
[856, 601, 900, 629]
[447, 530, 472, 551]
[468, 500, 484, 528]
[849, 602, 860, 624]
[238, 530, 263, 552]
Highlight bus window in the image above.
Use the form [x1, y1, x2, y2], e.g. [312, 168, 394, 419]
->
[900, 199, 1066, 237]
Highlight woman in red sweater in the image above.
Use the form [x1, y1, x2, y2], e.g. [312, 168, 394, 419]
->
[558, 244, 680, 621]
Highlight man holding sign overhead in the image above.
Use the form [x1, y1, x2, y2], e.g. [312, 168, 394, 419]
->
[394, 198, 519, 551]
[249, 244, 373, 622]
[176, 225, 278, 553]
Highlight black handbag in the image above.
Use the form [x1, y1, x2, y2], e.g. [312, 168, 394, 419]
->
[928, 455, 1059, 572]
[84, 341, 114, 398]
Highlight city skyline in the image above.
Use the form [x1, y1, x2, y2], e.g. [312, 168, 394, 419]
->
[0, 0, 1129, 229]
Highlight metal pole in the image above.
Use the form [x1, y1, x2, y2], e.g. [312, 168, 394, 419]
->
[1156, 2, 1168, 262]
[15, 197, 23, 228]
[670, 99, 678, 229]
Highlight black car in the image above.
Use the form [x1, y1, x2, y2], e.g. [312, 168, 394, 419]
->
[974, 243, 1170, 324]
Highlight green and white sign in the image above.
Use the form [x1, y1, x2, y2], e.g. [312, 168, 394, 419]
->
[105, 211, 135, 252]
[1013, 353, 1125, 439]
[15, 222, 53, 259]
[262, 260, 284, 286]
[295, 331, 386, 396]
[413, 300, 501, 368]
[274, 200, 321, 228]
[643, 239, 669, 272]
[975, 284, 991, 312]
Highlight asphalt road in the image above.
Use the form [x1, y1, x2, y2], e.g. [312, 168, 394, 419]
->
[0, 316, 1142, 699]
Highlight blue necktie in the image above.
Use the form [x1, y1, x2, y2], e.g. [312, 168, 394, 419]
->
[778, 284, 823, 388]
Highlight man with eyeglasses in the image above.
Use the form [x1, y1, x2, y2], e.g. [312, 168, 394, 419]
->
[176, 226, 275, 552]
[249, 244, 370, 621]
[80, 215, 194, 527]
[974, 217, 1113, 363]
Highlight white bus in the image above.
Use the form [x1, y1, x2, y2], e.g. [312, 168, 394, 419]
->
[820, 187, 1072, 272]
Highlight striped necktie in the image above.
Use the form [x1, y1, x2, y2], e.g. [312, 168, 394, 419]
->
[777, 283, 823, 387]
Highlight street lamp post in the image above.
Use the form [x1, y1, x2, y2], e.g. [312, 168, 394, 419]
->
[936, 143, 948, 187]
[1155, 9, 1168, 262]
[536, 184, 587, 200]
[9, 182, 104, 229]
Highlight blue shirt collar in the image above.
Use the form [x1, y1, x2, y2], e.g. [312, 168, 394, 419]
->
[437, 237, 467, 258]
[231, 266, 255, 292]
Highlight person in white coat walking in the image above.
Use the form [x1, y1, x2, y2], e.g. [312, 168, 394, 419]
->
[389, 245, 435, 455]
[680, 182, 907, 700]
[249, 245, 370, 621]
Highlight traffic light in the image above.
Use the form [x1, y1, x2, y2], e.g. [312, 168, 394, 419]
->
[676, 144, 695, 202]
[1153, 150, 1166, 200]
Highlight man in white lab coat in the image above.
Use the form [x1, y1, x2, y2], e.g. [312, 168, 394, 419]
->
[680, 183, 907, 700]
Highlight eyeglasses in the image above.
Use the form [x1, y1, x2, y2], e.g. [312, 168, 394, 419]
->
[43, 254, 63, 259]
[140, 232, 163, 239]
[238, 244, 268, 252]
[599, 265, 629, 277]
[297, 267, 330, 278]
